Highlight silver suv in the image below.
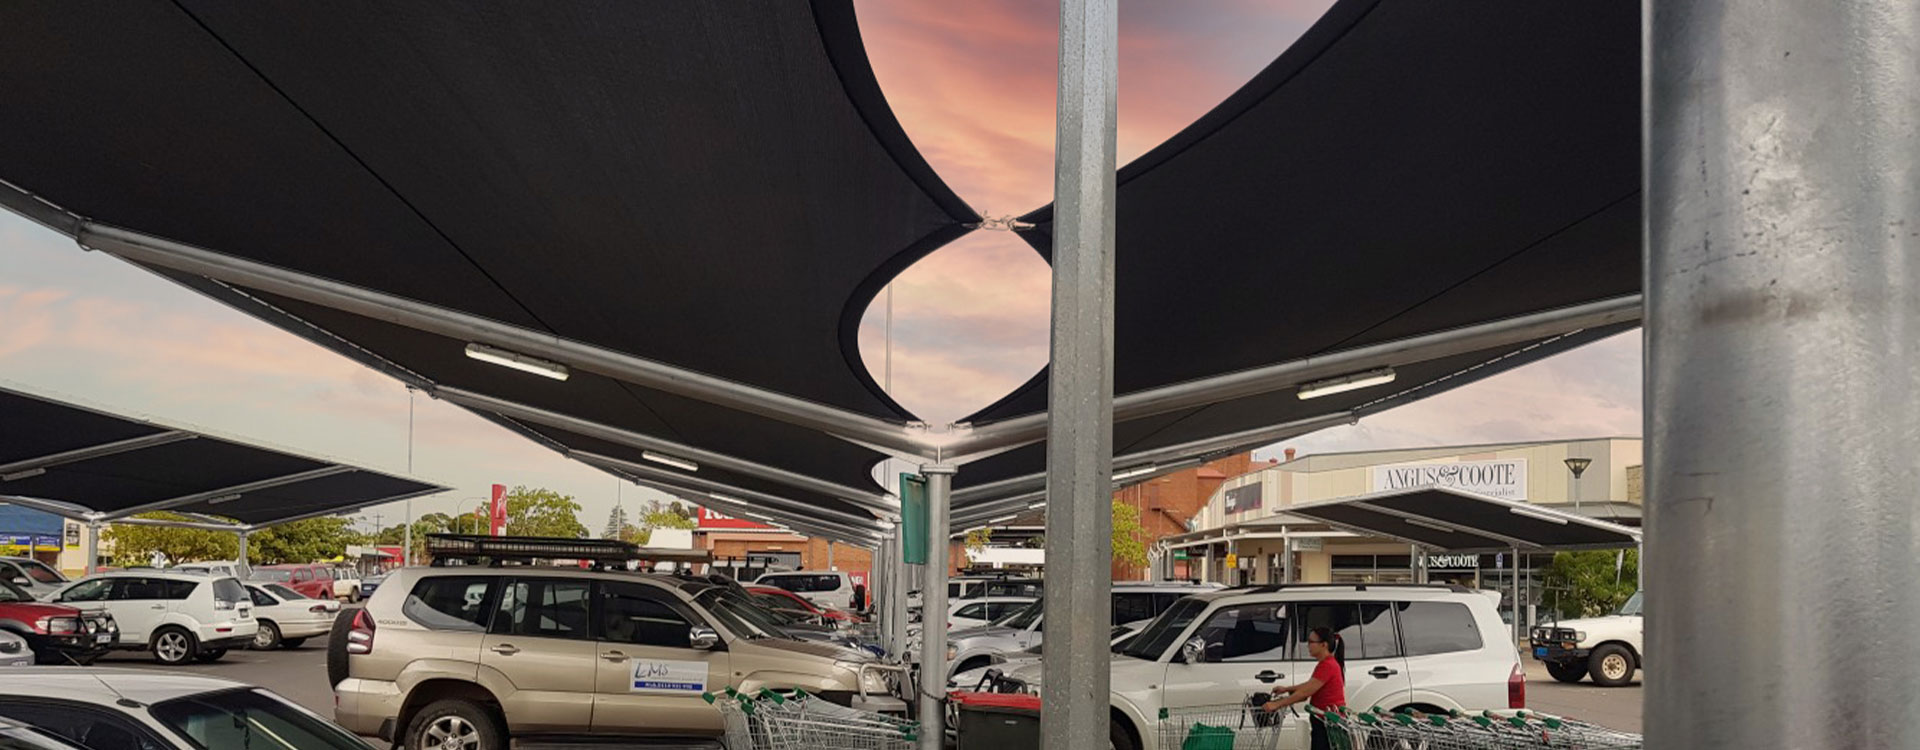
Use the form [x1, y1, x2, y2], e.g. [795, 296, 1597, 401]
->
[332, 567, 904, 750]
[942, 581, 1222, 682]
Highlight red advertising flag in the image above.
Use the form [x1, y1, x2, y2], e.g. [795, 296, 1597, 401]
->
[489, 483, 507, 536]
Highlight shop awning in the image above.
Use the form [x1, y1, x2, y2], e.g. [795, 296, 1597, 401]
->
[0, 384, 446, 528]
[1281, 487, 1642, 554]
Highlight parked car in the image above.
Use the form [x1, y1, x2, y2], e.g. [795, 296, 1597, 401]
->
[0, 667, 375, 749]
[331, 565, 364, 602]
[0, 630, 32, 667]
[1530, 590, 1643, 686]
[41, 572, 256, 665]
[358, 571, 388, 600]
[748, 585, 863, 626]
[1000, 584, 1524, 750]
[171, 562, 242, 578]
[0, 716, 88, 749]
[243, 581, 339, 650]
[0, 557, 69, 600]
[256, 563, 336, 600]
[0, 579, 115, 665]
[752, 570, 860, 611]
[947, 621, 1146, 691]
[331, 566, 905, 750]
[942, 581, 1222, 681]
[945, 596, 1036, 631]
[907, 575, 1045, 610]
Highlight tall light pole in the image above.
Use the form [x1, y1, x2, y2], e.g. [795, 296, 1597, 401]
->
[1563, 457, 1592, 510]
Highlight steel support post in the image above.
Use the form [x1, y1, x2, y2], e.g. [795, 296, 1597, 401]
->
[1647, 2, 1920, 746]
[917, 465, 954, 748]
[1509, 548, 1520, 644]
[236, 531, 250, 578]
[84, 521, 101, 575]
[1282, 536, 1295, 584]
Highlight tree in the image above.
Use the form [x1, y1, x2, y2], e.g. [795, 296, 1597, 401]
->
[373, 512, 465, 562]
[640, 501, 698, 533]
[1111, 500, 1149, 570]
[103, 514, 236, 566]
[1543, 549, 1639, 619]
[248, 516, 361, 564]
[963, 528, 993, 567]
[501, 486, 590, 539]
[602, 504, 631, 540]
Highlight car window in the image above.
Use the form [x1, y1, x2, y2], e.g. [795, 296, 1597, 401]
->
[403, 577, 495, 632]
[986, 602, 1022, 620]
[151, 687, 371, 750]
[1398, 601, 1483, 656]
[15, 561, 63, 585]
[0, 699, 168, 750]
[0, 726, 89, 750]
[760, 575, 803, 593]
[1191, 602, 1289, 662]
[986, 581, 1042, 598]
[1153, 593, 1184, 615]
[1112, 592, 1156, 625]
[1291, 602, 1364, 661]
[255, 570, 292, 583]
[493, 579, 592, 640]
[1000, 601, 1042, 630]
[247, 586, 277, 607]
[1120, 597, 1207, 660]
[265, 584, 306, 601]
[1357, 601, 1402, 658]
[600, 581, 698, 648]
[947, 582, 963, 598]
[954, 603, 986, 620]
[55, 578, 111, 603]
[0, 581, 31, 603]
[114, 578, 167, 601]
[163, 579, 199, 600]
[812, 574, 842, 592]
[292, 569, 312, 583]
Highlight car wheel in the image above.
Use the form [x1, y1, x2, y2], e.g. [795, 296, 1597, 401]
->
[406, 699, 505, 750]
[1109, 715, 1141, 750]
[195, 648, 228, 662]
[326, 609, 358, 687]
[1588, 644, 1636, 687]
[152, 627, 197, 665]
[280, 637, 308, 650]
[252, 621, 282, 650]
[1546, 661, 1586, 683]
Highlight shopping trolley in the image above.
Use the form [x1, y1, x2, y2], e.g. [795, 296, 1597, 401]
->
[703, 687, 921, 750]
[1157, 702, 1303, 750]
[1316, 706, 1642, 750]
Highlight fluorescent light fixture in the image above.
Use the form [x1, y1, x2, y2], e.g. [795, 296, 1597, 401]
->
[1404, 517, 1460, 533]
[1297, 367, 1396, 400]
[987, 514, 1018, 525]
[0, 468, 46, 482]
[641, 451, 698, 472]
[708, 494, 747, 505]
[1113, 464, 1159, 481]
[1026, 500, 1048, 509]
[1509, 505, 1570, 525]
[464, 343, 570, 381]
[206, 494, 244, 505]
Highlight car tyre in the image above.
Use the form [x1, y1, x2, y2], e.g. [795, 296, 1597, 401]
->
[1545, 661, 1586, 683]
[280, 637, 308, 649]
[252, 621, 282, 650]
[326, 609, 358, 687]
[195, 647, 228, 662]
[1587, 644, 1635, 687]
[151, 627, 197, 665]
[1109, 715, 1140, 750]
[406, 699, 505, 750]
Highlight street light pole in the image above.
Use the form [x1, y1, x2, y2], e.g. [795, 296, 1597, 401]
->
[1563, 457, 1592, 511]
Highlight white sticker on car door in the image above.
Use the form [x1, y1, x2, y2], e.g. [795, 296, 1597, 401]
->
[630, 659, 708, 692]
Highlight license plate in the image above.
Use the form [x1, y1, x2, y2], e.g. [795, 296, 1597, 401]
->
[1534, 647, 1549, 658]
[95, 633, 113, 644]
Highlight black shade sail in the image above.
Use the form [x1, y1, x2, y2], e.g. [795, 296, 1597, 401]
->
[947, 0, 1640, 497]
[0, 1, 975, 524]
[1282, 487, 1642, 554]
[0, 385, 446, 527]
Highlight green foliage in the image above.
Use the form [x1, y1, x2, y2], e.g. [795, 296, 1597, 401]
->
[248, 516, 361, 564]
[1111, 500, 1148, 569]
[502, 486, 589, 539]
[103, 514, 236, 566]
[1543, 549, 1639, 619]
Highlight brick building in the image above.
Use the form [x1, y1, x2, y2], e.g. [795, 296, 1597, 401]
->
[1110, 453, 1258, 579]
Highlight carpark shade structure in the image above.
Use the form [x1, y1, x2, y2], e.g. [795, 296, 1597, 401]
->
[0, 383, 448, 572]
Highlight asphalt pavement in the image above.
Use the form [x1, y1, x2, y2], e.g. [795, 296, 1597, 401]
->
[1522, 659, 1642, 732]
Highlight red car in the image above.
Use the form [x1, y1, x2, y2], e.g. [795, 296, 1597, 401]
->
[254, 563, 335, 600]
[0, 579, 116, 664]
[748, 585, 863, 625]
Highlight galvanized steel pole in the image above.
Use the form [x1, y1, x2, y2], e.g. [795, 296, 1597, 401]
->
[917, 465, 954, 748]
[1042, 0, 1117, 746]
[891, 530, 910, 660]
[1647, 2, 1920, 747]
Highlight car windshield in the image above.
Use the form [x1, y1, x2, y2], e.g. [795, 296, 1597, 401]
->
[254, 570, 292, 582]
[265, 583, 307, 601]
[997, 601, 1043, 629]
[1119, 597, 1207, 660]
[16, 561, 63, 585]
[150, 687, 373, 750]
[0, 580, 31, 602]
[694, 589, 784, 640]
[1617, 591, 1643, 616]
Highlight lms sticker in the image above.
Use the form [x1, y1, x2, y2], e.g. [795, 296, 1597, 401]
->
[631, 660, 707, 692]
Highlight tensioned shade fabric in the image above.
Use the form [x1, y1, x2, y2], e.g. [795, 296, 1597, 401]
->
[954, 0, 1639, 494]
[0, 385, 445, 527]
[1281, 487, 1642, 554]
[0, 1, 975, 520]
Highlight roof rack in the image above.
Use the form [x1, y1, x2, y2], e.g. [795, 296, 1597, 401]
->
[1225, 583, 1480, 595]
[426, 534, 712, 568]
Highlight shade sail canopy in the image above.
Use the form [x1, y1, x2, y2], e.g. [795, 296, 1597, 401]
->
[953, 0, 1640, 497]
[0, 385, 446, 527]
[0, 0, 975, 528]
[1282, 487, 1642, 554]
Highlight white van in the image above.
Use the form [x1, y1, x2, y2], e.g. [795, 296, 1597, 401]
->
[753, 570, 859, 611]
[1002, 584, 1524, 750]
[41, 572, 257, 665]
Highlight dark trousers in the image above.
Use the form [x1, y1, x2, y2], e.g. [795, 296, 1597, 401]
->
[1310, 715, 1331, 750]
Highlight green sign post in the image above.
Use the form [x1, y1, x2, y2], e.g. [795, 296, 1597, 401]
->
[899, 472, 928, 564]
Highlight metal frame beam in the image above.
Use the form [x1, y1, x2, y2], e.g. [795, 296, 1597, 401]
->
[111, 515, 248, 532]
[0, 431, 196, 477]
[570, 450, 885, 530]
[240, 487, 451, 530]
[103, 465, 355, 520]
[0, 495, 99, 521]
[435, 386, 896, 514]
[615, 473, 882, 544]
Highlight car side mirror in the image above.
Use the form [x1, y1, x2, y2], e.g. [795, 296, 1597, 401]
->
[689, 625, 721, 650]
[1179, 636, 1208, 665]
[9, 577, 26, 587]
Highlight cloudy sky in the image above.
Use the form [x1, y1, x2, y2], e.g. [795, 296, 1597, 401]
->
[0, 1, 1640, 535]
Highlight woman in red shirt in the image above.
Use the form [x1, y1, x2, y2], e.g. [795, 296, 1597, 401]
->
[1263, 626, 1347, 750]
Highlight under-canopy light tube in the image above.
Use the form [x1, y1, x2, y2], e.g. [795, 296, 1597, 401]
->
[1297, 367, 1395, 400]
[1112, 464, 1158, 481]
[1027, 500, 1047, 509]
[641, 451, 698, 472]
[0, 468, 46, 482]
[986, 514, 1018, 525]
[1509, 505, 1571, 525]
[206, 494, 244, 505]
[465, 343, 571, 381]
[1404, 517, 1460, 533]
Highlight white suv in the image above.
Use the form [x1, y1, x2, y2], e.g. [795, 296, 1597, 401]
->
[41, 572, 257, 665]
[942, 581, 1220, 682]
[753, 570, 859, 611]
[1002, 584, 1524, 750]
[1529, 590, 1643, 686]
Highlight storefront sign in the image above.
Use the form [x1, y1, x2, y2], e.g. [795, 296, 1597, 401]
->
[1224, 484, 1263, 513]
[1172, 550, 1189, 560]
[1371, 459, 1527, 500]
[0, 534, 61, 552]
[1223, 553, 1238, 567]
[1290, 537, 1323, 553]
[697, 508, 776, 530]
[1428, 554, 1478, 569]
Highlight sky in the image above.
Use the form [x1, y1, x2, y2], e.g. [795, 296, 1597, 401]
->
[0, 1, 1642, 537]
